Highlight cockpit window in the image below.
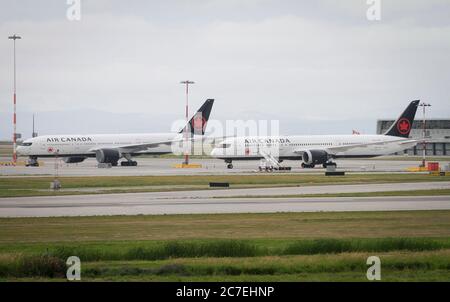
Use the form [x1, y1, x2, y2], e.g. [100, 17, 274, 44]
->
[22, 142, 32, 146]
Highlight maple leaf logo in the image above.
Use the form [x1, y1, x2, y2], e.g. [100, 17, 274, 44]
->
[397, 118, 411, 134]
[192, 115, 205, 131]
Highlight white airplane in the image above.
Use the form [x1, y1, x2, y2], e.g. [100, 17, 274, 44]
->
[17, 99, 214, 167]
[211, 100, 420, 169]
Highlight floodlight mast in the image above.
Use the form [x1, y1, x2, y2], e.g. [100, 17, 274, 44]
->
[418, 102, 431, 167]
[8, 34, 22, 166]
[180, 80, 195, 165]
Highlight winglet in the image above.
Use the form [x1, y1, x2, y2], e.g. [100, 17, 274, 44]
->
[383, 100, 420, 138]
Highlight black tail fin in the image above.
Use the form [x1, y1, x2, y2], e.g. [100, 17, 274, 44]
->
[180, 99, 215, 135]
[383, 100, 420, 138]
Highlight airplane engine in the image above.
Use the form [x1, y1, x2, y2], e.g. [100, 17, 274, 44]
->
[95, 149, 120, 164]
[62, 156, 87, 163]
[302, 150, 329, 165]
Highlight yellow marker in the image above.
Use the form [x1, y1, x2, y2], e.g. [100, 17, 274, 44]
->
[173, 163, 202, 168]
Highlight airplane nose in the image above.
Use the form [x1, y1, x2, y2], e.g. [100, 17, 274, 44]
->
[16, 146, 24, 155]
[210, 148, 220, 157]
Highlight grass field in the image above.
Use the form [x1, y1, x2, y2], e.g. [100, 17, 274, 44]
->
[1, 173, 449, 197]
[0, 210, 449, 281]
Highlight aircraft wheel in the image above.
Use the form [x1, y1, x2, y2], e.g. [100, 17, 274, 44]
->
[227, 163, 233, 169]
[120, 161, 137, 167]
[111, 161, 118, 166]
[325, 162, 337, 168]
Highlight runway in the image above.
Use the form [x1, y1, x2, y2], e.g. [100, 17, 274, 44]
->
[1, 182, 449, 217]
[2, 157, 448, 176]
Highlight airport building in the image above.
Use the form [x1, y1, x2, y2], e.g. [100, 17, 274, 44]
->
[376, 119, 450, 156]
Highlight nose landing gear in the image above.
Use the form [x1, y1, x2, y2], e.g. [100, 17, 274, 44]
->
[26, 156, 39, 167]
[225, 160, 233, 169]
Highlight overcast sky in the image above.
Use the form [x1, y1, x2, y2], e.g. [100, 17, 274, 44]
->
[1, 0, 449, 139]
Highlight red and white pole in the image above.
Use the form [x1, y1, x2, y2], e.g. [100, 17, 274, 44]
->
[185, 83, 189, 164]
[13, 92, 17, 165]
[419, 102, 431, 167]
[8, 34, 21, 166]
[180, 80, 194, 165]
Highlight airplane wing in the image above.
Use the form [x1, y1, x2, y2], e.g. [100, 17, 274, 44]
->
[293, 139, 418, 155]
[88, 134, 212, 154]
[87, 139, 174, 154]
[88, 98, 215, 155]
[117, 140, 177, 153]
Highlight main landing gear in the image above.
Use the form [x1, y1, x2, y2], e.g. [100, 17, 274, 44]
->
[322, 161, 337, 169]
[301, 161, 337, 169]
[121, 154, 137, 166]
[121, 160, 137, 166]
[301, 163, 315, 168]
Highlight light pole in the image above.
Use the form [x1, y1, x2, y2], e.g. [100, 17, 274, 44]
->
[419, 102, 431, 167]
[8, 34, 21, 166]
[180, 80, 195, 165]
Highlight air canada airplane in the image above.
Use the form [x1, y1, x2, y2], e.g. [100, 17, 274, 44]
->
[17, 99, 214, 167]
[211, 100, 420, 169]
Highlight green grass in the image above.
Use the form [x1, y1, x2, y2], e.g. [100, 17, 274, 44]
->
[1, 211, 450, 244]
[49, 240, 261, 261]
[1, 210, 449, 281]
[282, 238, 446, 255]
[1, 173, 449, 197]
[4, 238, 447, 262]
[78, 250, 450, 279]
[1, 249, 449, 281]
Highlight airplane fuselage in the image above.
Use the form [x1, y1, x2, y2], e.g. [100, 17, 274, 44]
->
[211, 134, 417, 160]
[17, 133, 178, 157]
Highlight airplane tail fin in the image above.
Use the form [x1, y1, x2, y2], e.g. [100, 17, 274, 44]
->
[179, 99, 215, 135]
[383, 100, 420, 138]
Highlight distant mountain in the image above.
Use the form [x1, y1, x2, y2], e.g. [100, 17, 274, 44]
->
[0, 109, 377, 140]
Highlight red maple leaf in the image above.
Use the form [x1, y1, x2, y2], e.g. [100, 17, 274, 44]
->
[399, 120, 410, 131]
[192, 116, 205, 130]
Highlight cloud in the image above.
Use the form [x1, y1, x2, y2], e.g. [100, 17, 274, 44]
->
[0, 0, 449, 139]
